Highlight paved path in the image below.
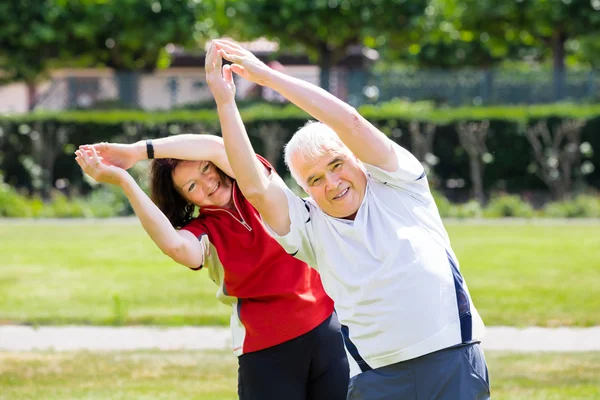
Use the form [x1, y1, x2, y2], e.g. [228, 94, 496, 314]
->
[1, 326, 599, 352]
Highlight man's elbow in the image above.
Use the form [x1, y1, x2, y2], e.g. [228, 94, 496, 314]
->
[237, 179, 269, 202]
[243, 188, 270, 207]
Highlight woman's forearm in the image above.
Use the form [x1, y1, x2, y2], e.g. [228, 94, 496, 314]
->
[119, 173, 192, 260]
[134, 134, 233, 177]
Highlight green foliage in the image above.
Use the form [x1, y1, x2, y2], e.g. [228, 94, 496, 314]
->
[0, 1, 69, 84]
[0, 0, 202, 93]
[432, 0, 600, 100]
[483, 194, 535, 218]
[449, 200, 483, 219]
[63, 0, 201, 71]
[0, 180, 33, 217]
[544, 195, 600, 218]
[1, 102, 600, 202]
[220, 0, 427, 88]
[0, 187, 132, 219]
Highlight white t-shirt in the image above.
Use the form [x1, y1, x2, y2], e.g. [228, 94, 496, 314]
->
[267, 142, 485, 377]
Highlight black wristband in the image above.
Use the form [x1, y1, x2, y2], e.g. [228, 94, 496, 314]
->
[146, 139, 154, 159]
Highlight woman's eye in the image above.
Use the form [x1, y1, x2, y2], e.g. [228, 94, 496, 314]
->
[202, 165, 209, 173]
[188, 183, 196, 192]
[332, 163, 341, 171]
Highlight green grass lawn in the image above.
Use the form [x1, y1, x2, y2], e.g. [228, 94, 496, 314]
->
[1, 219, 599, 327]
[0, 350, 598, 400]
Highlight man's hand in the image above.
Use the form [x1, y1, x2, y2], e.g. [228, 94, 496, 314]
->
[213, 39, 272, 86]
[205, 43, 236, 106]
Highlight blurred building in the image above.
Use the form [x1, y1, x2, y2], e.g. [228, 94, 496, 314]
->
[0, 38, 368, 113]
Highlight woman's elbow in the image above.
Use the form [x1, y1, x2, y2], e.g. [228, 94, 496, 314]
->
[162, 242, 187, 262]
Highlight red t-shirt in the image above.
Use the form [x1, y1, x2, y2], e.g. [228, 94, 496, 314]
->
[181, 156, 333, 355]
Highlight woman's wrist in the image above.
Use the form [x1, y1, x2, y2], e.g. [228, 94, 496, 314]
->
[134, 140, 149, 161]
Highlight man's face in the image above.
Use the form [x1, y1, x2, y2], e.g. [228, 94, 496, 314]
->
[293, 145, 367, 219]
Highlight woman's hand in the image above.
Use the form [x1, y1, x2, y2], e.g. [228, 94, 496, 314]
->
[81, 142, 143, 170]
[75, 147, 129, 187]
[205, 43, 237, 106]
[213, 39, 272, 86]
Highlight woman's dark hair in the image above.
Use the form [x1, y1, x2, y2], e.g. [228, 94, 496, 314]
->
[149, 159, 231, 229]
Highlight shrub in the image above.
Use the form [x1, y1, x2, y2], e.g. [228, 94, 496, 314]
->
[0, 181, 33, 217]
[543, 195, 600, 218]
[483, 194, 535, 218]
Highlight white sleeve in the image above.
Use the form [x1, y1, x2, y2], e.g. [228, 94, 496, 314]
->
[364, 141, 426, 185]
[263, 179, 318, 270]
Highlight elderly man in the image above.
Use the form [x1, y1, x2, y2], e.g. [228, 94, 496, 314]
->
[210, 38, 490, 400]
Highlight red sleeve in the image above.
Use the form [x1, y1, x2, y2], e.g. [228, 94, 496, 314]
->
[255, 154, 275, 174]
[181, 218, 206, 237]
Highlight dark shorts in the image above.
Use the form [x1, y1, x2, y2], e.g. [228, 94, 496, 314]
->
[238, 312, 350, 400]
[347, 342, 490, 400]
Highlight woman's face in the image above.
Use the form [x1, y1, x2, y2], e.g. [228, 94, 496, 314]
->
[171, 161, 233, 208]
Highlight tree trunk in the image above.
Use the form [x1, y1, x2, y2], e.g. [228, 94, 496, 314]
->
[26, 81, 37, 111]
[552, 29, 567, 102]
[457, 121, 490, 206]
[319, 44, 331, 92]
[470, 157, 485, 206]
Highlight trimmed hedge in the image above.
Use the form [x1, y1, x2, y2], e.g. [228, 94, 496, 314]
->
[1, 101, 599, 198]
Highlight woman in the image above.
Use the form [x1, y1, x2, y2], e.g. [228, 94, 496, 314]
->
[74, 48, 349, 400]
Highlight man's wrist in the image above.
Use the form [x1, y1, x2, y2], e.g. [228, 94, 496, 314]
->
[216, 98, 237, 110]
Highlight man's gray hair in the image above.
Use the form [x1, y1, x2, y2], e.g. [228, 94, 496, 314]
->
[284, 121, 349, 188]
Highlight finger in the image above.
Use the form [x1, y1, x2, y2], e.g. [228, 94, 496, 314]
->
[218, 48, 239, 64]
[214, 46, 223, 71]
[78, 148, 94, 168]
[205, 44, 216, 71]
[75, 150, 89, 168]
[223, 64, 233, 84]
[230, 64, 246, 76]
[89, 146, 103, 165]
[90, 142, 108, 151]
[215, 38, 244, 52]
[82, 149, 104, 161]
[75, 156, 85, 169]
[215, 41, 243, 57]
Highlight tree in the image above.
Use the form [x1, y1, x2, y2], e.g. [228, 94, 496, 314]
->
[408, 121, 438, 176]
[0, 0, 202, 109]
[457, 120, 491, 205]
[384, 0, 523, 69]
[0, 1, 70, 109]
[63, 0, 201, 106]
[443, 0, 600, 101]
[223, 0, 427, 91]
[525, 119, 586, 200]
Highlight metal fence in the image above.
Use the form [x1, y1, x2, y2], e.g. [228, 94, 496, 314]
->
[366, 69, 599, 106]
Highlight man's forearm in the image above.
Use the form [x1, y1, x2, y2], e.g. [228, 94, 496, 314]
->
[217, 101, 269, 198]
[263, 70, 357, 133]
[263, 70, 398, 171]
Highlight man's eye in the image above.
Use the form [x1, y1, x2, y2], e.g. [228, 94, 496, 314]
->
[202, 165, 209, 173]
[332, 163, 341, 170]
